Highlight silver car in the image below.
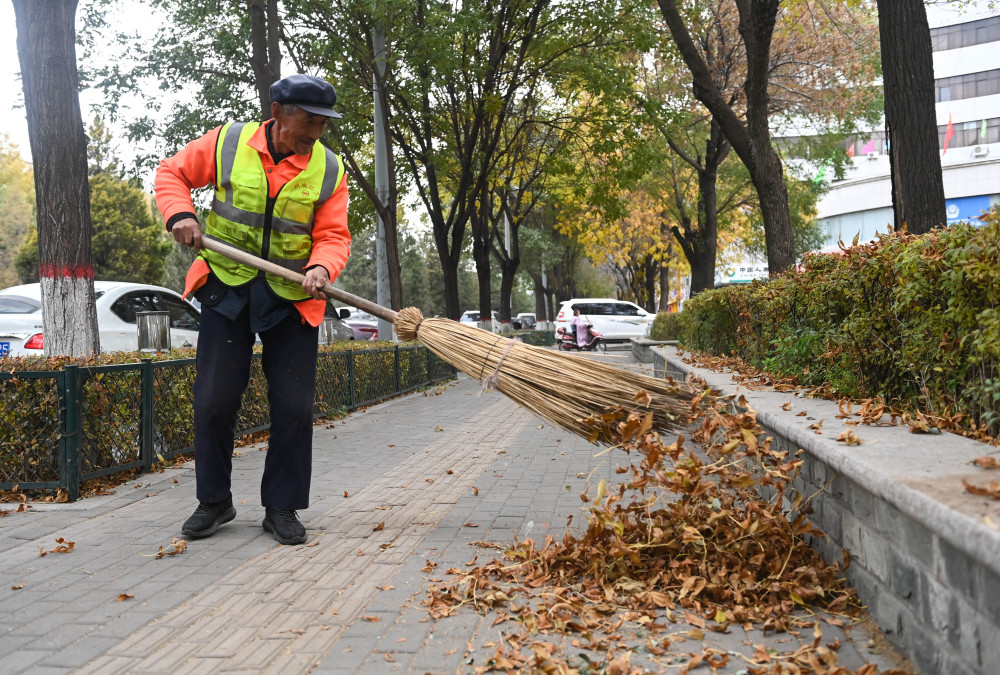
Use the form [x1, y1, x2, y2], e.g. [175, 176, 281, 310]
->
[0, 281, 201, 356]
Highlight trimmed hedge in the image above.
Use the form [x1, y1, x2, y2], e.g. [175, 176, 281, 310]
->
[675, 210, 1000, 436]
[1, 340, 454, 497]
[649, 312, 682, 341]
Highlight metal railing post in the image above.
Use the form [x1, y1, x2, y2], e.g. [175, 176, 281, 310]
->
[140, 359, 154, 471]
[347, 350, 357, 410]
[394, 346, 402, 393]
[62, 365, 81, 502]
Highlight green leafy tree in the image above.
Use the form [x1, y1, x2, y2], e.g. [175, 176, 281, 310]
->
[17, 118, 170, 284]
[0, 135, 35, 289]
[88, 173, 170, 283]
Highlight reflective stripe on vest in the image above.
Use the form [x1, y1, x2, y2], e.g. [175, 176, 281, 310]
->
[201, 121, 345, 301]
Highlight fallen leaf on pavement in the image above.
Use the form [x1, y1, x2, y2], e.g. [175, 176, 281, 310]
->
[964, 479, 1000, 500]
[39, 537, 75, 557]
[837, 429, 862, 446]
[973, 456, 1000, 470]
[154, 538, 187, 559]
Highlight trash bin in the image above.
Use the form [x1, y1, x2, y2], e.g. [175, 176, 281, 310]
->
[136, 311, 171, 352]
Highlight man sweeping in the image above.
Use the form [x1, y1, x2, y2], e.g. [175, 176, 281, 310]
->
[154, 74, 351, 545]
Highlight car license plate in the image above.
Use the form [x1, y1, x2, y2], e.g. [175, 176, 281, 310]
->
[0, 342, 9, 356]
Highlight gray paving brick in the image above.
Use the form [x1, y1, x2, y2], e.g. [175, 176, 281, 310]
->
[0, 366, 919, 675]
[39, 636, 121, 669]
[313, 635, 373, 672]
[3, 648, 50, 673]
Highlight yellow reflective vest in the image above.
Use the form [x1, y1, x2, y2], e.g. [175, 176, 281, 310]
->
[201, 121, 345, 301]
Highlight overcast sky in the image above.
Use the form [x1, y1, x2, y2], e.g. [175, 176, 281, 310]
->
[1, 3, 32, 160]
[0, 1, 165, 168]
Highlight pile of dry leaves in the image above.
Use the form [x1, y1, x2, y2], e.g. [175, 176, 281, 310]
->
[425, 389, 910, 674]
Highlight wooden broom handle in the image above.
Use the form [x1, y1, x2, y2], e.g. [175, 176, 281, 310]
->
[200, 238, 398, 323]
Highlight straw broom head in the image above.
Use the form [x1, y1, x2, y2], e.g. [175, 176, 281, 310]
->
[395, 307, 694, 443]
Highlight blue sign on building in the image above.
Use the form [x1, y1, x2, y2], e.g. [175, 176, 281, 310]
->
[945, 195, 992, 224]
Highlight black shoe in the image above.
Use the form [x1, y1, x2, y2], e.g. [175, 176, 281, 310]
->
[181, 498, 237, 538]
[262, 508, 307, 545]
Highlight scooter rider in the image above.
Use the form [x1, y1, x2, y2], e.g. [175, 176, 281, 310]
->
[569, 308, 589, 348]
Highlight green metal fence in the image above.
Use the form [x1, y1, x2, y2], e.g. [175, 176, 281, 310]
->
[0, 345, 454, 501]
[514, 329, 555, 347]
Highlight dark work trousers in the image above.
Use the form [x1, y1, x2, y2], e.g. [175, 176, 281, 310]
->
[192, 303, 319, 510]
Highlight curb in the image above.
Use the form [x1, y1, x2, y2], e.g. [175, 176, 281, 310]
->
[647, 344, 1000, 675]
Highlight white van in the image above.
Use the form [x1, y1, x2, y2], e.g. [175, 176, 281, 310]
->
[553, 298, 653, 342]
[459, 310, 501, 333]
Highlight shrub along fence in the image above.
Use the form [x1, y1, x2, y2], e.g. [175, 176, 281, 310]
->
[513, 329, 555, 347]
[672, 212, 1000, 440]
[0, 344, 455, 501]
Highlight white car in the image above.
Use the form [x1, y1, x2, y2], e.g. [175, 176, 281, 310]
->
[514, 312, 537, 329]
[459, 309, 500, 333]
[0, 281, 201, 357]
[553, 298, 654, 343]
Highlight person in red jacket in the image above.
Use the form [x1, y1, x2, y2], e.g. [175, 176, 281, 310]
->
[155, 74, 351, 545]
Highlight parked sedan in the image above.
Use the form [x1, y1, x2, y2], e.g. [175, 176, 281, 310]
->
[339, 309, 379, 341]
[459, 310, 500, 333]
[322, 304, 358, 342]
[0, 281, 201, 357]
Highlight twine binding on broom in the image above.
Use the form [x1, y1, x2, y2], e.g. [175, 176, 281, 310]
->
[481, 338, 520, 392]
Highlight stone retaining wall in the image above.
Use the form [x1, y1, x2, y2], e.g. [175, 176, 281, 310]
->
[641, 341, 1000, 675]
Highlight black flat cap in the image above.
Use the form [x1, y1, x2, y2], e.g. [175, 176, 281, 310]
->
[269, 74, 342, 119]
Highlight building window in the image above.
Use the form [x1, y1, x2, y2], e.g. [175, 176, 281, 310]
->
[936, 69, 1000, 103]
[938, 117, 1000, 149]
[931, 16, 1000, 52]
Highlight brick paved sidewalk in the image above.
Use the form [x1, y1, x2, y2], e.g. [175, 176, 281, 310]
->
[0, 351, 912, 674]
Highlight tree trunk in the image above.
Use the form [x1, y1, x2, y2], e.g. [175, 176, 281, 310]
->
[876, 0, 946, 235]
[692, 154, 720, 295]
[14, 0, 100, 358]
[738, 0, 795, 272]
[658, 0, 796, 273]
[249, 0, 282, 120]
[436, 240, 461, 320]
[658, 264, 670, 312]
[471, 211, 494, 331]
[530, 271, 547, 322]
[642, 255, 657, 312]
[493, 225, 519, 328]
[666, 119, 728, 296]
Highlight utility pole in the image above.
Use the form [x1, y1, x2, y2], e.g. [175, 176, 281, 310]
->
[504, 195, 513, 333]
[540, 262, 549, 330]
[373, 5, 393, 340]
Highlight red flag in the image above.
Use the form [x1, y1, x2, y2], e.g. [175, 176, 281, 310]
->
[943, 114, 954, 155]
[846, 144, 855, 158]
